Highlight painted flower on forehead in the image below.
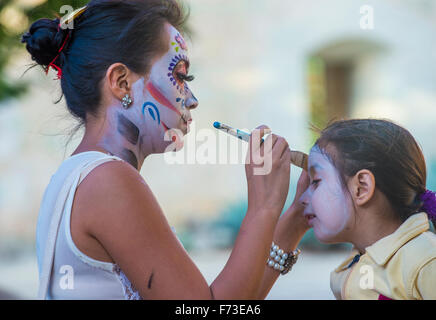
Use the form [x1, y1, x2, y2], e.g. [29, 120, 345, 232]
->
[175, 33, 187, 51]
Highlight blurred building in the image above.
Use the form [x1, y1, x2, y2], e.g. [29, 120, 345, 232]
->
[0, 0, 436, 254]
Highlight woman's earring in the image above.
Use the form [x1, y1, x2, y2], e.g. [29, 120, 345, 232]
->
[122, 94, 132, 109]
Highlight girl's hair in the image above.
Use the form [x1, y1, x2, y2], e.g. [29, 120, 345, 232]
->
[21, 0, 189, 126]
[312, 118, 429, 223]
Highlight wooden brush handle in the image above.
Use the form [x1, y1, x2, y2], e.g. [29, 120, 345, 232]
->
[290, 150, 308, 171]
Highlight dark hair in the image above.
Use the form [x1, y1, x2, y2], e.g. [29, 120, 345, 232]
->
[312, 118, 429, 223]
[21, 0, 189, 128]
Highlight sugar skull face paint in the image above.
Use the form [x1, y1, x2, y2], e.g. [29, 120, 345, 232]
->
[145, 23, 198, 140]
[299, 145, 354, 243]
[96, 24, 198, 170]
[121, 24, 197, 149]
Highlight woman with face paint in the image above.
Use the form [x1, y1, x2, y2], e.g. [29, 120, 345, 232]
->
[23, 0, 310, 299]
[299, 119, 436, 300]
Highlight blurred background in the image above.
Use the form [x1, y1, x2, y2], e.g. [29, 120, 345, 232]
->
[0, 0, 435, 299]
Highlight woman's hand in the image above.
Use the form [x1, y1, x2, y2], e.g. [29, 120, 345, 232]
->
[281, 169, 311, 233]
[245, 125, 292, 218]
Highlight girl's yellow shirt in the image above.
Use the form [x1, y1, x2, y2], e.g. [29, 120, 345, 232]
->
[330, 212, 436, 300]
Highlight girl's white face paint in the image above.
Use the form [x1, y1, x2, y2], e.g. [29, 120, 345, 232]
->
[133, 24, 197, 152]
[300, 145, 354, 243]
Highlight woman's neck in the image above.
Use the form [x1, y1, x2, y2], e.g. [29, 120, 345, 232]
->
[72, 106, 154, 171]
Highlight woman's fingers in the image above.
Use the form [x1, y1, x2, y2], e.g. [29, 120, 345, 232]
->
[296, 169, 310, 195]
[249, 125, 271, 153]
[247, 127, 292, 169]
[261, 133, 279, 158]
[248, 125, 274, 164]
[280, 146, 292, 162]
[271, 137, 289, 160]
[245, 127, 292, 216]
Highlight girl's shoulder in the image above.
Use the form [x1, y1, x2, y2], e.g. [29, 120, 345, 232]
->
[404, 231, 436, 299]
[403, 229, 436, 263]
[402, 228, 436, 256]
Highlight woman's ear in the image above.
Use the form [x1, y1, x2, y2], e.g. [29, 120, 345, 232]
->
[105, 63, 138, 101]
[349, 169, 376, 207]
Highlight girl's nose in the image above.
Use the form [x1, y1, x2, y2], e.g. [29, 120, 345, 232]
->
[299, 191, 309, 207]
[185, 97, 198, 110]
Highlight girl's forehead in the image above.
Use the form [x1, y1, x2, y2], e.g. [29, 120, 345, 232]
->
[308, 145, 336, 172]
[309, 145, 327, 161]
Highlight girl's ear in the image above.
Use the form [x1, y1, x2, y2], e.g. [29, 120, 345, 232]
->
[350, 169, 376, 207]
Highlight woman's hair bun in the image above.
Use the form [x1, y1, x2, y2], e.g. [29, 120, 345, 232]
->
[21, 18, 65, 66]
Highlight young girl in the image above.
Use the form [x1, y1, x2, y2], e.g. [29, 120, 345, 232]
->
[299, 118, 436, 300]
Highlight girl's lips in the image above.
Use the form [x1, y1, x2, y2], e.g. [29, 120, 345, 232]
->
[304, 213, 317, 226]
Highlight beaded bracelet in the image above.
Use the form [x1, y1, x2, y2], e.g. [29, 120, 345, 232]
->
[266, 242, 301, 275]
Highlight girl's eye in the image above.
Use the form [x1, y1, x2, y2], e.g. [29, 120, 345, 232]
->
[311, 179, 321, 186]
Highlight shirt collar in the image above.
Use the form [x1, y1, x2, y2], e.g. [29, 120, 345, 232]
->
[334, 247, 361, 272]
[365, 212, 430, 266]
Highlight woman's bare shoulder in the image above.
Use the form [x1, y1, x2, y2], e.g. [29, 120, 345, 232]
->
[75, 159, 155, 219]
[83, 159, 147, 189]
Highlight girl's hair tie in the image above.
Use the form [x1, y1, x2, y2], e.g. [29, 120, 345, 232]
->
[419, 189, 436, 221]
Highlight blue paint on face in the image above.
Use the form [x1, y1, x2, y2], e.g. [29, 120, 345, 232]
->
[148, 108, 156, 121]
[142, 101, 160, 125]
[176, 97, 185, 109]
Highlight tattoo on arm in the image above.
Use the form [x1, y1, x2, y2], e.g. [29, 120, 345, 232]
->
[147, 272, 154, 289]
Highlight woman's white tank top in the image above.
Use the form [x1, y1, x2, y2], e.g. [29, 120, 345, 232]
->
[36, 151, 145, 299]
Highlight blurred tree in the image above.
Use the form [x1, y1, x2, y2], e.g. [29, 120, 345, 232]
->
[0, 0, 87, 104]
[306, 56, 327, 146]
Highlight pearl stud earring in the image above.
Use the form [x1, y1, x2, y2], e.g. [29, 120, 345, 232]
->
[122, 94, 132, 109]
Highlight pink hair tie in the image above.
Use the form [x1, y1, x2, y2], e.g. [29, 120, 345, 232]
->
[419, 189, 436, 221]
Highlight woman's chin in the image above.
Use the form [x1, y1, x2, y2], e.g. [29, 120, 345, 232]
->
[173, 139, 184, 151]
[164, 136, 185, 152]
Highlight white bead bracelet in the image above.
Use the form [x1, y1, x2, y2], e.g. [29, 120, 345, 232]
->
[266, 241, 301, 275]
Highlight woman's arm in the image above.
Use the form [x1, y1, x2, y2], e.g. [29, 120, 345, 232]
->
[209, 127, 293, 299]
[208, 208, 279, 299]
[256, 170, 311, 299]
[82, 128, 292, 299]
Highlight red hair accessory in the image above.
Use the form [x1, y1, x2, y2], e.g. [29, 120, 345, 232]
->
[45, 6, 87, 80]
[45, 28, 70, 80]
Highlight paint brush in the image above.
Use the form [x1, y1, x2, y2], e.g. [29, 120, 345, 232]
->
[213, 121, 308, 171]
